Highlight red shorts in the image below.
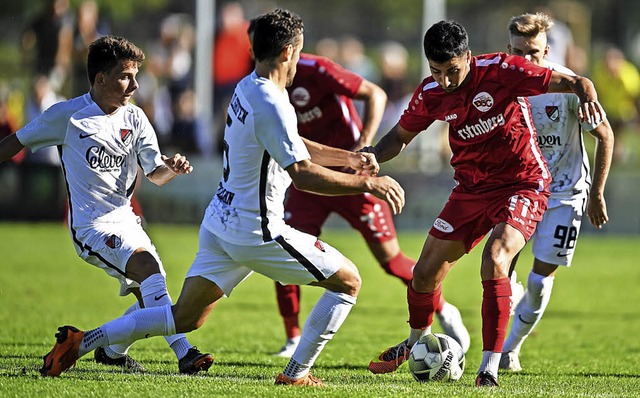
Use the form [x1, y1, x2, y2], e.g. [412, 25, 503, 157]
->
[284, 188, 397, 243]
[429, 187, 549, 252]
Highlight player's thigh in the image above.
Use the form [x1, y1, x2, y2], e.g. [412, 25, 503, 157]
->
[230, 226, 352, 288]
[531, 198, 584, 266]
[185, 225, 254, 297]
[73, 219, 163, 295]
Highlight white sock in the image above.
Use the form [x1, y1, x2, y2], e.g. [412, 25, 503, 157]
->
[79, 304, 176, 357]
[408, 326, 430, 346]
[478, 351, 501, 377]
[103, 301, 140, 358]
[285, 290, 356, 379]
[503, 271, 555, 353]
[140, 273, 192, 359]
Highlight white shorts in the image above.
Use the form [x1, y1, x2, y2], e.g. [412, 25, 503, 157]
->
[531, 196, 585, 266]
[186, 224, 346, 296]
[71, 216, 165, 296]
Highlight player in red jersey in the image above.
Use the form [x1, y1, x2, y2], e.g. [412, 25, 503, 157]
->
[272, 52, 471, 358]
[364, 20, 604, 387]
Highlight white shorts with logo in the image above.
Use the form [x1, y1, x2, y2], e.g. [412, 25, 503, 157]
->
[531, 196, 585, 266]
[186, 224, 346, 296]
[72, 216, 165, 296]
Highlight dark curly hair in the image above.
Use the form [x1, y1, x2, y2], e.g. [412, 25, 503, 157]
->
[423, 20, 469, 63]
[252, 8, 304, 62]
[87, 35, 145, 85]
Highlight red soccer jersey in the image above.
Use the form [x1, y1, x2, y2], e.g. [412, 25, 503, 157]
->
[287, 53, 364, 150]
[400, 52, 553, 194]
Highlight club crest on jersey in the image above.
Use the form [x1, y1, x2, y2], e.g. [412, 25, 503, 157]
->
[105, 234, 122, 249]
[545, 106, 559, 121]
[120, 129, 132, 146]
[291, 87, 311, 107]
[472, 92, 494, 112]
[314, 238, 326, 252]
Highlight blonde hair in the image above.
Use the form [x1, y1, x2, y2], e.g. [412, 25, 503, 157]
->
[508, 12, 553, 38]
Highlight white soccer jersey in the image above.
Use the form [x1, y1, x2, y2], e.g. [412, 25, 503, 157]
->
[527, 61, 602, 198]
[16, 93, 164, 228]
[202, 72, 311, 245]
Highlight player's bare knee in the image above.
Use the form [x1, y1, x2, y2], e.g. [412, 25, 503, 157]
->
[126, 250, 161, 282]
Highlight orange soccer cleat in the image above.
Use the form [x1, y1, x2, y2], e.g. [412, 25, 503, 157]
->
[275, 372, 325, 386]
[40, 325, 84, 377]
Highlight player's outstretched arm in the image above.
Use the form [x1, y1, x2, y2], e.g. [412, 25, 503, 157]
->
[302, 137, 379, 175]
[0, 134, 25, 164]
[360, 122, 419, 164]
[548, 72, 605, 125]
[586, 118, 614, 228]
[286, 159, 405, 214]
[147, 153, 193, 186]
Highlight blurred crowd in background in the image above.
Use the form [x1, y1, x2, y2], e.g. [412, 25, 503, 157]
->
[1, 0, 640, 221]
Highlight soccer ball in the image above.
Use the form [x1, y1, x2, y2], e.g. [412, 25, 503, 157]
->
[408, 333, 465, 382]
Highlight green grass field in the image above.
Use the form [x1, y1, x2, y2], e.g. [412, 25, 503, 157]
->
[0, 222, 639, 397]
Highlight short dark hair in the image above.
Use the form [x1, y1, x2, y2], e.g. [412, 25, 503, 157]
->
[87, 35, 145, 85]
[423, 20, 469, 63]
[251, 8, 303, 62]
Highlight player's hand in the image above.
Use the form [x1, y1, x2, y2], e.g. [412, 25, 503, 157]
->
[348, 151, 379, 176]
[587, 193, 608, 229]
[162, 153, 193, 174]
[578, 100, 605, 125]
[368, 175, 405, 214]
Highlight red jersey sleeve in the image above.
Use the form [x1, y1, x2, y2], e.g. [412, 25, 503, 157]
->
[311, 54, 363, 98]
[398, 79, 438, 132]
[491, 53, 552, 96]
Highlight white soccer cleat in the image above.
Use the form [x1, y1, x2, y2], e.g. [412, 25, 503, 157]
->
[274, 336, 300, 358]
[499, 350, 522, 372]
[436, 302, 471, 353]
[510, 272, 525, 316]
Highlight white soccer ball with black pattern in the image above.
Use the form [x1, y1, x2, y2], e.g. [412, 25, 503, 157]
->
[408, 333, 465, 382]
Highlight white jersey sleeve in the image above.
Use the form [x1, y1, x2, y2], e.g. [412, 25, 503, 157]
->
[16, 94, 92, 150]
[131, 107, 164, 176]
[202, 72, 310, 245]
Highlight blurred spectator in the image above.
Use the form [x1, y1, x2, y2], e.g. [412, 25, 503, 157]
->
[339, 35, 380, 83]
[170, 89, 205, 155]
[146, 13, 196, 147]
[17, 75, 66, 219]
[212, 1, 252, 154]
[592, 46, 640, 163]
[315, 37, 341, 62]
[71, 0, 110, 97]
[377, 40, 449, 174]
[0, 86, 23, 164]
[21, 0, 74, 94]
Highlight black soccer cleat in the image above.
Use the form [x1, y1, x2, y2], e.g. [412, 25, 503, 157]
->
[94, 347, 147, 373]
[178, 347, 214, 375]
[475, 371, 499, 387]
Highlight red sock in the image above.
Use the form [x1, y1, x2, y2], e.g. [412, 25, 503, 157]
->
[407, 284, 441, 329]
[381, 252, 415, 285]
[275, 283, 301, 338]
[481, 278, 512, 352]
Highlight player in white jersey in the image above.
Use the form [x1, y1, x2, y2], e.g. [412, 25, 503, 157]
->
[38, 9, 405, 386]
[0, 35, 213, 375]
[500, 12, 614, 372]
